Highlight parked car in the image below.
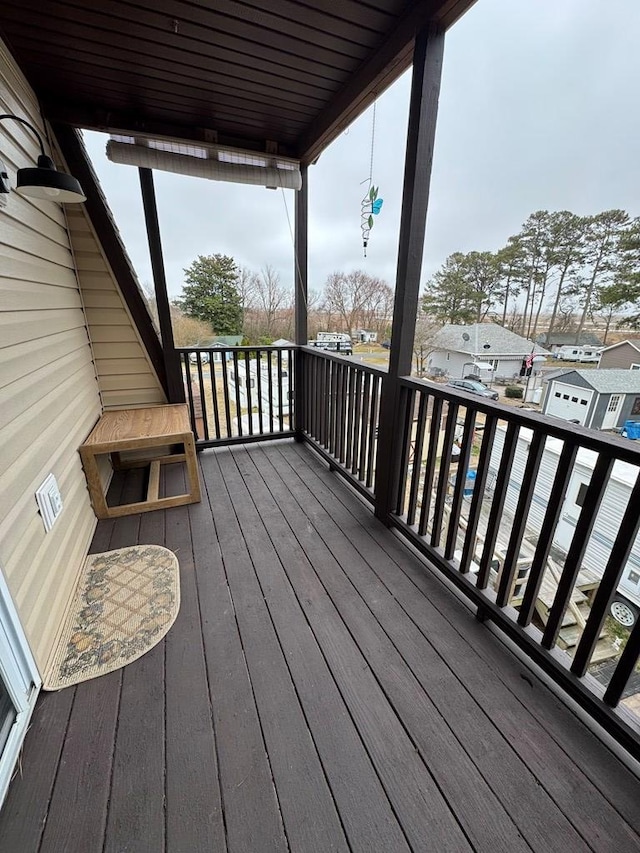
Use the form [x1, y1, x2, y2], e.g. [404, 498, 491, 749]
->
[189, 351, 210, 364]
[446, 379, 499, 401]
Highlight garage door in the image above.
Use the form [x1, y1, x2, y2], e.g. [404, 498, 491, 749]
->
[545, 382, 593, 424]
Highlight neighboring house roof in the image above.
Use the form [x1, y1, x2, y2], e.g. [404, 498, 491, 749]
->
[271, 338, 293, 347]
[432, 323, 548, 356]
[540, 368, 573, 384]
[600, 339, 640, 353]
[536, 332, 603, 346]
[550, 369, 640, 394]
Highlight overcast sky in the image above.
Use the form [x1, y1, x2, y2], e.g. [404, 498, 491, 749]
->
[83, 0, 640, 301]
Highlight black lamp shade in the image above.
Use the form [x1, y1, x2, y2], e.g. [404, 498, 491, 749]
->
[16, 154, 85, 203]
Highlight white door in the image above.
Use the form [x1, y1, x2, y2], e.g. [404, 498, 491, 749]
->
[602, 394, 623, 429]
[0, 567, 40, 809]
[545, 382, 593, 424]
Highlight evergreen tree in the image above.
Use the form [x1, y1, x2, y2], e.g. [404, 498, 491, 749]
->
[177, 254, 244, 335]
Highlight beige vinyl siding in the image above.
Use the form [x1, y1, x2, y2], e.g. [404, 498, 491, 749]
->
[64, 177, 166, 411]
[0, 40, 104, 675]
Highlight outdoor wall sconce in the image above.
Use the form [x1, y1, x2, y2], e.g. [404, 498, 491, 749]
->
[0, 114, 85, 203]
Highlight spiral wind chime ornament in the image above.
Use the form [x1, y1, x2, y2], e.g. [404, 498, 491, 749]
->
[360, 97, 383, 257]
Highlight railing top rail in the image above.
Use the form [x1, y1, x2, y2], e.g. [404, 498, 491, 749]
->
[302, 345, 388, 376]
[399, 374, 640, 466]
[177, 345, 296, 354]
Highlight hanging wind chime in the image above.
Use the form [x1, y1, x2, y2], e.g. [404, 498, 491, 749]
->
[360, 97, 384, 257]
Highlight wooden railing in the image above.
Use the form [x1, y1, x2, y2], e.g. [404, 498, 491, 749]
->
[299, 347, 385, 502]
[387, 376, 640, 759]
[177, 345, 295, 447]
[178, 344, 640, 757]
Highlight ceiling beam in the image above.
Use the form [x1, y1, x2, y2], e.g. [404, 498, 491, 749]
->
[298, 0, 475, 164]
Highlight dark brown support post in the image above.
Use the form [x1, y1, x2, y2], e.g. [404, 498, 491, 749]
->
[374, 24, 445, 521]
[294, 164, 309, 440]
[138, 167, 184, 403]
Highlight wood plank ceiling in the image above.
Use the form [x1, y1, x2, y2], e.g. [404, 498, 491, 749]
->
[0, 0, 474, 163]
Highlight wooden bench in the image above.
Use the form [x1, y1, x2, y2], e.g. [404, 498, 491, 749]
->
[79, 404, 201, 519]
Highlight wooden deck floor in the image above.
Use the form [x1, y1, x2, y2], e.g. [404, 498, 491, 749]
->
[1, 440, 640, 852]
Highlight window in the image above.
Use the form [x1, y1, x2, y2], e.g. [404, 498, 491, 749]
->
[607, 394, 622, 412]
[576, 482, 589, 507]
[580, 399, 588, 405]
[555, 392, 561, 398]
[563, 394, 569, 400]
[571, 397, 578, 403]
[631, 364, 640, 370]
[628, 570, 640, 585]
[632, 397, 640, 416]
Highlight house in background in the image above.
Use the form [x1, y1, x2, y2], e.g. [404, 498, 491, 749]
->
[355, 329, 378, 343]
[598, 339, 640, 370]
[536, 331, 603, 353]
[428, 323, 548, 380]
[542, 369, 640, 429]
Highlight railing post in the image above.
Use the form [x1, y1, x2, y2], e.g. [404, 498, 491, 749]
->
[374, 24, 445, 522]
[138, 167, 185, 403]
[294, 164, 309, 441]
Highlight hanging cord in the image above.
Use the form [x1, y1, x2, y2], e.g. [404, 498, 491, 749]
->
[360, 97, 379, 257]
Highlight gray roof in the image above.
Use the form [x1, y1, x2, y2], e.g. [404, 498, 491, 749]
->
[553, 369, 640, 394]
[432, 323, 548, 356]
[600, 339, 640, 353]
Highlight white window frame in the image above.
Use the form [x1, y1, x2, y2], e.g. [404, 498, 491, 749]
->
[0, 566, 40, 808]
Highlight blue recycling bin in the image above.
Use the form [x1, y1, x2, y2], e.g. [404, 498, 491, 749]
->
[463, 469, 477, 496]
[623, 420, 640, 439]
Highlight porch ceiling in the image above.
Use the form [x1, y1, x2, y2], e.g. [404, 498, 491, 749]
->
[0, 0, 474, 163]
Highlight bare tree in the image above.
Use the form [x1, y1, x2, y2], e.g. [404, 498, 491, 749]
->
[254, 265, 293, 337]
[236, 265, 259, 311]
[322, 270, 392, 335]
[413, 315, 441, 377]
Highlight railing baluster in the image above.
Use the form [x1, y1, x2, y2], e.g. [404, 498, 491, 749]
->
[444, 408, 476, 560]
[359, 372, 371, 481]
[542, 453, 614, 650]
[336, 363, 345, 462]
[604, 619, 640, 706]
[393, 387, 416, 517]
[288, 348, 294, 432]
[477, 421, 519, 590]
[277, 350, 284, 433]
[495, 431, 545, 607]
[256, 350, 264, 436]
[345, 366, 355, 470]
[209, 353, 221, 439]
[366, 375, 380, 489]
[458, 416, 496, 574]
[349, 367, 362, 474]
[183, 353, 198, 435]
[232, 351, 243, 437]
[221, 355, 232, 438]
[195, 353, 209, 441]
[406, 391, 428, 527]
[418, 395, 443, 538]
[431, 402, 459, 549]
[518, 441, 578, 626]
[267, 351, 275, 432]
[572, 470, 640, 676]
[244, 351, 254, 436]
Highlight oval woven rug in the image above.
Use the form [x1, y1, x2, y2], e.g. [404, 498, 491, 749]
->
[44, 545, 180, 691]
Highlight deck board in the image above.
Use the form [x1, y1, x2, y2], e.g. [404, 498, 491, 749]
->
[284, 441, 640, 850]
[1, 440, 639, 853]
